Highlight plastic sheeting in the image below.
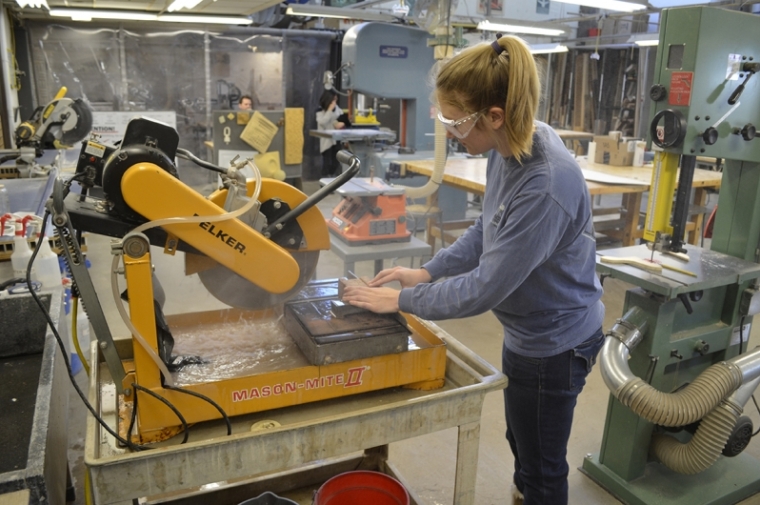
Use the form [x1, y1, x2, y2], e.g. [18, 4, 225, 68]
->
[27, 23, 336, 184]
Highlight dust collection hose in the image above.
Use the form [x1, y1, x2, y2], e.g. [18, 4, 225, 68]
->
[601, 306, 760, 474]
[400, 117, 446, 199]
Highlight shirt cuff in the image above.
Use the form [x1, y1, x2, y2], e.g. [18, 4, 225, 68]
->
[421, 258, 445, 281]
[398, 287, 415, 313]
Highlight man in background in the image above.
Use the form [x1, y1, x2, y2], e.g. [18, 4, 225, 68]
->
[239, 95, 253, 110]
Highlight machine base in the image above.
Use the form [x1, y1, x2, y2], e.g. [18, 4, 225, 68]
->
[118, 280, 447, 443]
[581, 453, 760, 505]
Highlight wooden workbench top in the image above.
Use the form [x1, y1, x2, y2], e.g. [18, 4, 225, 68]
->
[402, 157, 723, 196]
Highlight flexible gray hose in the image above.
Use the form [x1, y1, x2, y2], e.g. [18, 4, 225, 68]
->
[600, 307, 745, 427]
[615, 359, 743, 427]
[650, 377, 760, 474]
[600, 307, 760, 474]
[651, 400, 740, 474]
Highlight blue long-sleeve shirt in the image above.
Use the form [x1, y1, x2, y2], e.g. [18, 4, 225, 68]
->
[398, 122, 604, 358]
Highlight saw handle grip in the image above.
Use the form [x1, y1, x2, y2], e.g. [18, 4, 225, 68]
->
[262, 150, 360, 237]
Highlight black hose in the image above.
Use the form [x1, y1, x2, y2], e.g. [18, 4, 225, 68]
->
[0, 154, 20, 165]
[133, 383, 189, 444]
[175, 147, 226, 174]
[164, 384, 232, 436]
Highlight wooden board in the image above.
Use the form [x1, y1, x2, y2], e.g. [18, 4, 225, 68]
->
[284, 108, 304, 165]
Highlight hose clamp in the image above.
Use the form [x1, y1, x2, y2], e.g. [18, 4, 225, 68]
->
[607, 318, 645, 350]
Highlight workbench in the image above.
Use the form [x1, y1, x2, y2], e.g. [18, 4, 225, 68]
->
[401, 157, 723, 248]
[554, 129, 595, 141]
[85, 316, 506, 505]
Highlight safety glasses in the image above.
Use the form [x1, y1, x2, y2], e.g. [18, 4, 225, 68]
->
[436, 110, 483, 139]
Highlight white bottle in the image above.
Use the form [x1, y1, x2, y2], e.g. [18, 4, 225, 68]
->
[35, 232, 62, 292]
[0, 184, 9, 216]
[11, 221, 36, 280]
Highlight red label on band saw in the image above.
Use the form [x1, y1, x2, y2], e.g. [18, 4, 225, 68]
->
[669, 71, 693, 106]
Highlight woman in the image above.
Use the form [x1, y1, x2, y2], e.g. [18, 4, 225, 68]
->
[316, 90, 345, 177]
[342, 36, 605, 505]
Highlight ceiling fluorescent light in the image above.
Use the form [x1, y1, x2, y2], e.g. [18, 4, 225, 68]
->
[49, 9, 158, 21]
[530, 43, 569, 54]
[286, 5, 397, 22]
[167, 0, 204, 12]
[628, 33, 659, 46]
[158, 14, 253, 24]
[16, 0, 49, 8]
[477, 20, 566, 37]
[552, 0, 646, 13]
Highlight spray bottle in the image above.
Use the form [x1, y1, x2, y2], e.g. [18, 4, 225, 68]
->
[31, 216, 62, 292]
[0, 213, 13, 238]
[11, 216, 37, 281]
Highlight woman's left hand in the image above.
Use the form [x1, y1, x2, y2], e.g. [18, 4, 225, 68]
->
[342, 286, 400, 314]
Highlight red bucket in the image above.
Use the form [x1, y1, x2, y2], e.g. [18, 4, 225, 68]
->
[314, 471, 410, 505]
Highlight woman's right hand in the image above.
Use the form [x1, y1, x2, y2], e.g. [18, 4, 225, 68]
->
[368, 267, 432, 289]
[328, 99, 337, 111]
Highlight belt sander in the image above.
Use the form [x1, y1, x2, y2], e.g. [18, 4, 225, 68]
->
[54, 118, 445, 443]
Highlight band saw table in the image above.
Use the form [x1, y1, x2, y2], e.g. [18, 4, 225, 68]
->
[309, 128, 396, 178]
[84, 283, 506, 505]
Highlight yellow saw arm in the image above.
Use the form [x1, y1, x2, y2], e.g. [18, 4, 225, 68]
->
[121, 162, 313, 294]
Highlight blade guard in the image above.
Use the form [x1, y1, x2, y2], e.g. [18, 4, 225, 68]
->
[121, 163, 302, 294]
[208, 178, 331, 252]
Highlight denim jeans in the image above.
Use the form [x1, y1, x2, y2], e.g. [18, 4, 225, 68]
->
[502, 328, 605, 505]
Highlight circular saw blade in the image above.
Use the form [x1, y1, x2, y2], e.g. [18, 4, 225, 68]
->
[60, 99, 93, 147]
[197, 250, 319, 310]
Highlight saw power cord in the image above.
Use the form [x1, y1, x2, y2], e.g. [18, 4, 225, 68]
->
[26, 211, 152, 452]
[164, 384, 233, 436]
[132, 384, 189, 445]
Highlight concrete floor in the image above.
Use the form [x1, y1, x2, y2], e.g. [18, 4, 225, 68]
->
[60, 182, 760, 505]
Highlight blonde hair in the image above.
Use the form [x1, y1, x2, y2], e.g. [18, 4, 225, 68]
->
[436, 36, 540, 163]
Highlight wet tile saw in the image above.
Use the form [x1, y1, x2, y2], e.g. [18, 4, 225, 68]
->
[53, 117, 445, 443]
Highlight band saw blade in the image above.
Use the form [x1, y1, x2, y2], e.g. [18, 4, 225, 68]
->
[197, 250, 319, 310]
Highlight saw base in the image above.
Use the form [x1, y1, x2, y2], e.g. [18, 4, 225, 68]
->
[119, 280, 446, 443]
